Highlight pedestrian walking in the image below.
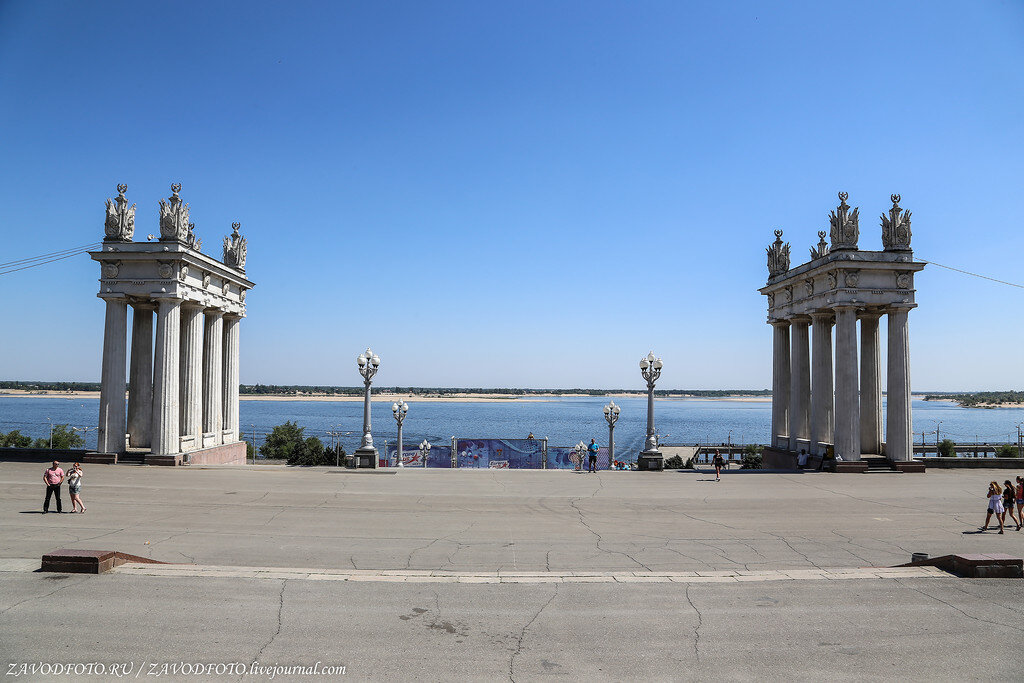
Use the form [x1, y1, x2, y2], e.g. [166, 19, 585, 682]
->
[1016, 476, 1024, 529]
[1002, 479, 1019, 531]
[981, 481, 1005, 534]
[42, 460, 64, 513]
[712, 449, 724, 481]
[67, 463, 86, 514]
[587, 439, 598, 473]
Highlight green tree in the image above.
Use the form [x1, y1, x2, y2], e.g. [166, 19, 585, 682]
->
[31, 425, 84, 450]
[260, 421, 305, 460]
[995, 444, 1018, 458]
[937, 439, 956, 457]
[0, 430, 33, 448]
[245, 440, 256, 462]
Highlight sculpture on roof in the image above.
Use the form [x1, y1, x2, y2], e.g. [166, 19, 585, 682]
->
[104, 184, 136, 242]
[809, 230, 829, 260]
[223, 222, 247, 272]
[829, 191, 859, 250]
[766, 229, 790, 277]
[881, 194, 912, 251]
[158, 183, 191, 243]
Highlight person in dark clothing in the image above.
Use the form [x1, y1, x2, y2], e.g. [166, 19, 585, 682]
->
[712, 450, 725, 482]
[587, 439, 599, 473]
[43, 461, 64, 513]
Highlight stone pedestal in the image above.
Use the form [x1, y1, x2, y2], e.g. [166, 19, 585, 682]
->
[637, 450, 664, 471]
[353, 446, 379, 469]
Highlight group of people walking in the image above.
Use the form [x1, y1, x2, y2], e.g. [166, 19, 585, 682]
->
[42, 460, 86, 514]
[982, 477, 1023, 533]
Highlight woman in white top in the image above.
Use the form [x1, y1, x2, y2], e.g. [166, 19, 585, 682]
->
[67, 463, 85, 513]
[981, 481, 1004, 534]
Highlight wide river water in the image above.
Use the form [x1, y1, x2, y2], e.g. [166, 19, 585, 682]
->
[1, 395, 1022, 455]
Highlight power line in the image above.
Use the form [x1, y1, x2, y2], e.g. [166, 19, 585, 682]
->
[921, 259, 1024, 290]
[0, 242, 102, 269]
[0, 245, 101, 277]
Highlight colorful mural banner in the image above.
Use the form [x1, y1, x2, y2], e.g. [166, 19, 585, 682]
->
[547, 446, 611, 470]
[384, 443, 453, 468]
[455, 438, 544, 469]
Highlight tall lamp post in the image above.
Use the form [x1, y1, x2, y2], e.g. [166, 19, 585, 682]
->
[603, 401, 620, 469]
[574, 441, 586, 471]
[419, 439, 431, 466]
[638, 351, 664, 471]
[353, 348, 381, 468]
[392, 400, 408, 467]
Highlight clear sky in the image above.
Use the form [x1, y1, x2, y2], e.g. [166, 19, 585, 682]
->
[0, 1, 1021, 390]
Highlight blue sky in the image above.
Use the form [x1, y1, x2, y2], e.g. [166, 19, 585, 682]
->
[0, 1, 1021, 390]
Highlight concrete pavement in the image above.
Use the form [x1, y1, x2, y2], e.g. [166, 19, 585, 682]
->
[2, 462, 1023, 680]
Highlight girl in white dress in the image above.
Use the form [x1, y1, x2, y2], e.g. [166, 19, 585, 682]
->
[981, 481, 1004, 534]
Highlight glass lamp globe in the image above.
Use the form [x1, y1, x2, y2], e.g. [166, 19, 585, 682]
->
[371, 355, 380, 366]
[392, 403, 399, 412]
[640, 359, 650, 369]
[603, 406, 610, 415]
[653, 359, 664, 370]
[357, 354, 367, 366]
[647, 352, 656, 363]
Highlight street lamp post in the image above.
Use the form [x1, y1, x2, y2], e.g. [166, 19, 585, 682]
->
[392, 400, 408, 467]
[638, 351, 664, 471]
[419, 439, 431, 466]
[353, 348, 381, 468]
[603, 401, 620, 469]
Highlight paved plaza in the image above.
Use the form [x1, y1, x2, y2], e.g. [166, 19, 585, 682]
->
[1, 463, 1023, 679]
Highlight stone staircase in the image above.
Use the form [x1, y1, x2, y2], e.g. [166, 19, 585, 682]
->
[862, 454, 898, 473]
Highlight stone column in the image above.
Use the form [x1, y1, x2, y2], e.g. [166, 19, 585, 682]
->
[179, 303, 204, 449]
[859, 312, 883, 455]
[770, 320, 791, 450]
[98, 297, 128, 454]
[126, 303, 155, 448]
[886, 306, 913, 461]
[789, 316, 811, 451]
[833, 306, 861, 461]
[222, 314, 241, 443]
[810, 311, 834, 456]
[151, 298, 182, 457]
[203, 310, 224, 446]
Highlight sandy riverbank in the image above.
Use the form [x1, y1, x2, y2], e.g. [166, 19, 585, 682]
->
[0, 389, 773, 403]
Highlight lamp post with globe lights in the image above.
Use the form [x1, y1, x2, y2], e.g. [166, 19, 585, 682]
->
[573, 441, 587, 471]
[392, 400, 408, 467]
[639, 351, 664, 471]
[603, 401, 620, 469]
[419, 439, 431, 466]
[353, 348, 380, 468]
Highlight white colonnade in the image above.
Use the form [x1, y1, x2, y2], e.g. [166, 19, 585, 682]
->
[92, 184, 252, 464]
[760, 192, 925, 464]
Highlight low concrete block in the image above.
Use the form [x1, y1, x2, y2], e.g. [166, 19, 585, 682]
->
[41, 549, 169, 574]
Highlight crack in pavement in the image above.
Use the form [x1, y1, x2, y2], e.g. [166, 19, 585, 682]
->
[405, 521, 478, 570]
[684, 583, 703, 664]
[249, 579, 288, 671]
[569, 497, 650, 570]
[893, 578, 1024, 633]
[508, 584, 559, 683]
[0, 575, 91, 616]
[761, 532, 824, 570]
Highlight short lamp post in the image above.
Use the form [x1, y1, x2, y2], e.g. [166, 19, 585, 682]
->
[603, 401, 620, 469]
[419, 439, 431, 466]
[392, 400, 408, 467]
[638, 351, 664, 471]
[353, 348, 381, 468]
[574, 441, 586, 471]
